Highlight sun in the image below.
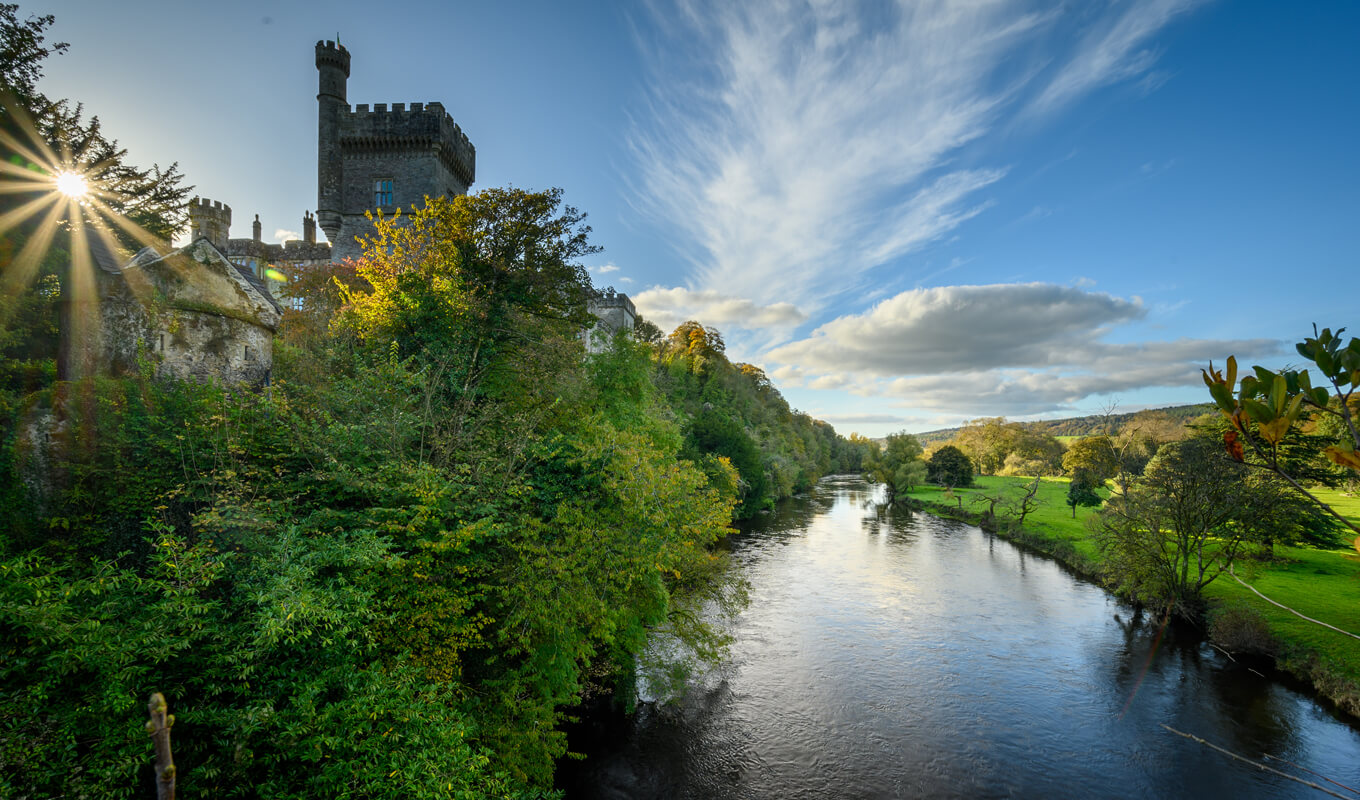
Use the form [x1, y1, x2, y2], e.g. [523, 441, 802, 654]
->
[55, 171, 88, 198]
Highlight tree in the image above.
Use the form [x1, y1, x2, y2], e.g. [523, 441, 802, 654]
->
[1012, 476, 1042, 527]
[1094, 435, 1291, 618]
[1062, 436, 1120, 483]
[633, 314, 663, 344]
[340, 189, 596, 460]
[927, 445, 973, 488]
[864, 431, 926, 503]
[951, 416, 1063, 476]
[1066, 469, 1103, 518]
[0, 3, 67, 103]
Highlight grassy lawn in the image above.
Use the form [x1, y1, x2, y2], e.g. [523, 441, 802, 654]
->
[904, 475, 1360, 701]
[903, 475, 1109, 564]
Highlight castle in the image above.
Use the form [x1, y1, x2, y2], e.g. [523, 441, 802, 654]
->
[218, 39, 478, 283]
[92, 40, 630, 388]
[313, 40, 477, 261]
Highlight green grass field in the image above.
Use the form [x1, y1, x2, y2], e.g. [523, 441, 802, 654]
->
[904, 475, 1360, 702]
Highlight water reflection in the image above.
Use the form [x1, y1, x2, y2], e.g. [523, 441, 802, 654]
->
[561, 477, 1360, 799]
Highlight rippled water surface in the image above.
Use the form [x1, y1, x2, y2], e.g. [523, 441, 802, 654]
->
[561, 476, 1360, 799]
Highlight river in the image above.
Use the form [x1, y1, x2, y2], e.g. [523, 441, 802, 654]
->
[559, 475, 1360, 799]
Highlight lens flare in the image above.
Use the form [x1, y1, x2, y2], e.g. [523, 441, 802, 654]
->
[55, 171, 88, 198]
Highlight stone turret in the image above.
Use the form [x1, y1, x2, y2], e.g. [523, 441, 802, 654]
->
[311, 42, 476, 260]
[302, 210, 316, 244]
[584, 289, 637, 353]
[188, 197, 231, 250]
[316, 39, 350, 244]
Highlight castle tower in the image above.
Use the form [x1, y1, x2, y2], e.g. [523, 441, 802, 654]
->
[315, 40, 350, 244]
[309, 42, 476, 260]
[302, 210, 316, 244]
[188, 198, 232, 250]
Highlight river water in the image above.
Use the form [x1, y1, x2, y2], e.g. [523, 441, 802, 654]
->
[560, 476, 1360, 799]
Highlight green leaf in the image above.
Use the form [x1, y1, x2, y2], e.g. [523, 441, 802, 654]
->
[1209, 383, 1234, 412]
[1242, 398, 1273, 424]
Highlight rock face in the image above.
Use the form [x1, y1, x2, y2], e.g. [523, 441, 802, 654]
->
[95, 238, 282, 388]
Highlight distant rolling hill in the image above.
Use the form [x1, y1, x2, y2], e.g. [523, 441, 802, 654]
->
[913, 404, 1214, 447]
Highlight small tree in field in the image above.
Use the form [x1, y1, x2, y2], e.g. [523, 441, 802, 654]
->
[1066, 469, 1102, 518]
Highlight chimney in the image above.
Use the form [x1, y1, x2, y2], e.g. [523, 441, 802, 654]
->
[252, 214, 262, 243]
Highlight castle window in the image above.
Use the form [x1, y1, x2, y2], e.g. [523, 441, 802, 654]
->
[374, 179, 393, 206]
[244, 346, 255, 362]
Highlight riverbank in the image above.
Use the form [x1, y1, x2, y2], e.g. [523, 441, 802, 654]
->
[902, 476, 1360, 719]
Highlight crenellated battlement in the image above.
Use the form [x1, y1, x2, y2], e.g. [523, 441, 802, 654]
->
[314, 40, 351, 76]
[188, 197, 232, 250]
[338, 101, 476, 186]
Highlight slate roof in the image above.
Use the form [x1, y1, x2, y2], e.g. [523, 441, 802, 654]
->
[228, 258, 283, 315]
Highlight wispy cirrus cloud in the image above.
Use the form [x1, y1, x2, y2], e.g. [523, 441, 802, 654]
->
[630, 1, 1202, 334]
[631, 0, 1044, 313]
[1026, 0, 1204, 117]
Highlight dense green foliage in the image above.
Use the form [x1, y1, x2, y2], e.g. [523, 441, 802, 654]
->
[862, 432, 925, 503]
[0, 187, 850, 796]
[650, 320, 864, 517]
[943, 417, 1065, 477]
[926, 445, 973, 488]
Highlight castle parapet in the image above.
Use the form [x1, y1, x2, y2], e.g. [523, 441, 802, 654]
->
[188, 197, 232, 250]
[340, 100, 476, 187]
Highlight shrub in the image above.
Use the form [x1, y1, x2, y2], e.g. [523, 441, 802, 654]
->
[1208, 601, 1277, 657]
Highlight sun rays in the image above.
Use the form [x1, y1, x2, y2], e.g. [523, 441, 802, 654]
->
[0, 91, 174, 366]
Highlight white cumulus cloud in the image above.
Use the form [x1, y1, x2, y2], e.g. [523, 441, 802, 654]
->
[766, 282, 1279, 416]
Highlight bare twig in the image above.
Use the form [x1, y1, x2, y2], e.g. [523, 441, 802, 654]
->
[1263, 753, 1360, 797]
[1161, 724, 1349, 799]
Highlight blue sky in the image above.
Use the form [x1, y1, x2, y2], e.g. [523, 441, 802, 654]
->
[30, 0, 1359, 436]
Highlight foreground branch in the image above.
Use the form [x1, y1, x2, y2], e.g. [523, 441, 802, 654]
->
[145, 692, 176, 800]
[1161, 724, 1349, 799]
